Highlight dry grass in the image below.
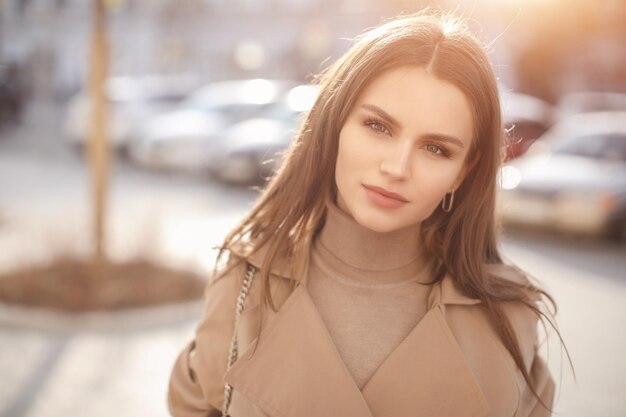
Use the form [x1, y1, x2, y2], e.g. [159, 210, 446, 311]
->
[0, 256, 206, 312]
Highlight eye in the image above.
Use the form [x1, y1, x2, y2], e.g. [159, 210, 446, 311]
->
[364, 119, 390, 135]
[425, 143, 451, 157]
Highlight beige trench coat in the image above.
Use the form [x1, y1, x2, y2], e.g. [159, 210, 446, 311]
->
[168, 244, 555, 417]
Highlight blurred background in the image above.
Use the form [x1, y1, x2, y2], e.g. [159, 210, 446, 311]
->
[0, 0, 625, 416]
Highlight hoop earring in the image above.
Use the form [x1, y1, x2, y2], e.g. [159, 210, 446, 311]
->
[441, 188, 455, 213]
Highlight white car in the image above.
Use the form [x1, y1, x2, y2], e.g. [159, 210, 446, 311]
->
[64, 74, 197, 150]
[126, 79, 298, 171]
[498, 111, 626, 241]
[206, 84, 319, 184]
[557, 91, 626, 118]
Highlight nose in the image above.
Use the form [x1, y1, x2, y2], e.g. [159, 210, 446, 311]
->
[379, 139, 412, 180]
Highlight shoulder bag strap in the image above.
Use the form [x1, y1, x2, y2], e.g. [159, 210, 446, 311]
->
[221, 262, 256, 417]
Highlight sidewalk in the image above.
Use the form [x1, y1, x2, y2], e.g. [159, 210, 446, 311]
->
[0, 199, 219, 417]
[0, 102, 252, 417]
[0, 314, 198, 417]
[0, 187, 243, 417]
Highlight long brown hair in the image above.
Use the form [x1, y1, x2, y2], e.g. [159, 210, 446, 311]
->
[218, 10, 564, 408]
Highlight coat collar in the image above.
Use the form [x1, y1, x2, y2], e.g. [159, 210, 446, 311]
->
[229, 240, 482, 308]
[223, 284, 490, 417]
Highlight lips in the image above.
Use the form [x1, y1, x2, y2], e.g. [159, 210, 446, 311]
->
[362, 184, 409, 202]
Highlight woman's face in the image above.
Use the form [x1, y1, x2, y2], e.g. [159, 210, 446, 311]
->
[335, 65, 475, 233]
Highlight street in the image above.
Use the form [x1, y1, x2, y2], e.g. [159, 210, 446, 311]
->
[0, 102, 625, 416]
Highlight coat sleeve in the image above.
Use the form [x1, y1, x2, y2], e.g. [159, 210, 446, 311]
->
[519, 347, 555, 417]
[510, 301, 556, 417]
[493, 265, 557, 416]
[168, 258, 247, 417]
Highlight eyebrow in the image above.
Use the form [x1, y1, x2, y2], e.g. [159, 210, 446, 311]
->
[360, 103, 466, 149]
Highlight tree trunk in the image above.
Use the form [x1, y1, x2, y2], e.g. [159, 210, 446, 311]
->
[88, 0, 110, 267]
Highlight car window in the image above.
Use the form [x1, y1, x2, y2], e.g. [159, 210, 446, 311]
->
[183, 80, 292, 111]
[146, 93, 187, 105]
[211, 102, 273, 124]
[555, 133, 626, 162]
[257, 101, 300, 121]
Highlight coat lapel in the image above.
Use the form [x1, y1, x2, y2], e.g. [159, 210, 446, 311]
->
[223, 284, 373, 417]
[362, 277, 490, 416]
[361, 306, 490, 417]
[223, 276, 491, 417]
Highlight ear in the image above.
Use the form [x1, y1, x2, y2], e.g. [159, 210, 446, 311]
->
[453, 151, 480, 190]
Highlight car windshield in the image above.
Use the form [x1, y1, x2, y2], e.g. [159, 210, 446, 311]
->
[217, 102, 276, 124]
[255, 85, 318, 122]
[554, 133, 626, 162]
[257, 101, 300, 122]
[182, 87, 279, 124]
[183, 80, 288, 109]
[145, 92, 188, 105]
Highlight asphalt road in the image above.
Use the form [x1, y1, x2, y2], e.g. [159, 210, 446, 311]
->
[1, 102, 625, 416]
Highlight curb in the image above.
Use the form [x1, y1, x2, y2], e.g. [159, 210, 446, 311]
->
[0, 300, 204, 333]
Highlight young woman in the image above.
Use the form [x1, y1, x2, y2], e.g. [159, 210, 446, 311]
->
[169, 11, 557, 417]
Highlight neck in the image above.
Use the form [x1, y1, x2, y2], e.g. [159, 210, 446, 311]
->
[313, 199, 428, 286]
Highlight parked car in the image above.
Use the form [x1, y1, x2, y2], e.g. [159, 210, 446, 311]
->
[498, 111, 626, 241]
[557, 91, 626, 118]
[500, 90, 553, 161]
[126, 78, 298, 171]
[206, 84, 319, 184]
[64, 74, 197, 150]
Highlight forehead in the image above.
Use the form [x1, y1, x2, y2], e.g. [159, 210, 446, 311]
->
[355, 66, 474, 146]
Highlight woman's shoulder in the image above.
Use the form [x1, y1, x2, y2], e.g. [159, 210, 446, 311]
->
[205, 239, 296, 310]
[445, 263, 545, 340]
[484, 262, 534, 288]
[483, 263, 546, 311]
[441, 264, 546, 351]
[483, 263, 548, 357]
[214, 239, 293, 282]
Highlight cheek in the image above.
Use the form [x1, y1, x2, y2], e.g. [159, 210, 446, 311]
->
[409, 161, 464, 208]
[348, 122, 390, 160]
[334, 129, 352, 201]
[335, 125, 369, 184]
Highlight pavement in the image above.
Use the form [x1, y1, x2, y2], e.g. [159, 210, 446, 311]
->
[0, 317, 196, 417]
[0, 100, 255, 417]
[1, 100, 626, 417]
[0, 212, 204, 416]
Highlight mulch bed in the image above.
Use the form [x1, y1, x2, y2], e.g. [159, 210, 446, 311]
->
[0, 257, 207, 312]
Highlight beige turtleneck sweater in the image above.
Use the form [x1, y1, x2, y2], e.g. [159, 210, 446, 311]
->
[306, 201, 434, 391]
